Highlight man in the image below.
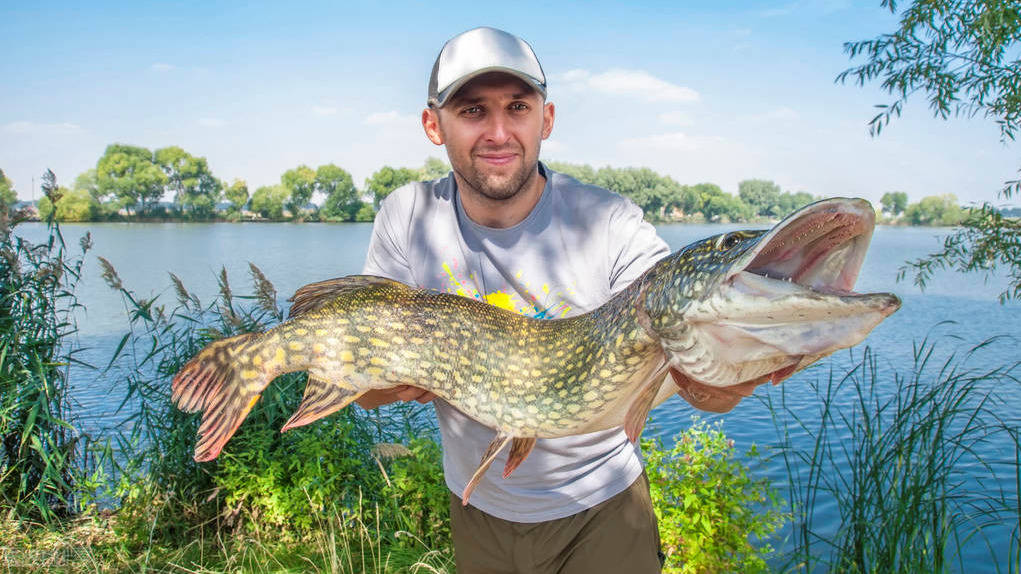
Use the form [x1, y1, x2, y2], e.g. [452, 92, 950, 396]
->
[358, 27, 753, 573]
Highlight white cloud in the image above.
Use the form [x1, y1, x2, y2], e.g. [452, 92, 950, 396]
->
[197, 117, 226, 128]
[618, 131, 702, 152]
[557, 69, 699, 103]
[363, 110, 419, 126]
[3, 121, 82, 134]
[658, 111, 693, 127]
[151, 63, 175, 72]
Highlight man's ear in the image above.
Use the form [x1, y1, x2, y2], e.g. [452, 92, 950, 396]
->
[541, 101, 555, 140]
[422, 108, 444, 145]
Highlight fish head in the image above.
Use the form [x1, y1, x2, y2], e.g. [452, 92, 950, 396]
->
[641, 197, 901, 393]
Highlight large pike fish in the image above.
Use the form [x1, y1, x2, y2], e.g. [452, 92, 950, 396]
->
[173, 198, 900, 503]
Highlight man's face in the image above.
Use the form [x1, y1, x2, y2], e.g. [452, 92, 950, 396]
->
[423, 73, 554, 202]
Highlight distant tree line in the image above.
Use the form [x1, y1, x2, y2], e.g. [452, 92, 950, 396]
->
[1, 145, 995, 226]
[547, 162, 817, 223]
[13, 144, 451, 223]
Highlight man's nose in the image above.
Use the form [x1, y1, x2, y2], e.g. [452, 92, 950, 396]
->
[482, 112, 512, 144]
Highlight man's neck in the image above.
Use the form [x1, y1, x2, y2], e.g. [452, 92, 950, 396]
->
[457, 167, 546, 229]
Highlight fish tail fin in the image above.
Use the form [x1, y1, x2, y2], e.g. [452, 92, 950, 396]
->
[172, 332, 267, 462]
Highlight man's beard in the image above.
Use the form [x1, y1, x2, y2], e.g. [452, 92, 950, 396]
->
[457, 146, 538, 201]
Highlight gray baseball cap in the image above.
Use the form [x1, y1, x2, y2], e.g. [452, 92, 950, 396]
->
[428, 27, 547, 108]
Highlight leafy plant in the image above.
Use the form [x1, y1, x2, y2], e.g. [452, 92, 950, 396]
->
[643, 419, 787, 573]
[381, 436, 451, 551]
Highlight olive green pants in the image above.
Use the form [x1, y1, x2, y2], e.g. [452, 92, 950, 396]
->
[448, 472, 663, 574]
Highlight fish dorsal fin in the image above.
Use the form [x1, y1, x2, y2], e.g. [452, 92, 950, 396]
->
[280, 375, 363, 432]
[287, 275, 404, 318]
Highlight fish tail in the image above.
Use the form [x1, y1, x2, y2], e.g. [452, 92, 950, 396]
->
[172, 332, 268, 462]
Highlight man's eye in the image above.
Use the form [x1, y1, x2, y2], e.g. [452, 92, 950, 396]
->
[509, 102, 529, 112]
[461, 105, 483, 116]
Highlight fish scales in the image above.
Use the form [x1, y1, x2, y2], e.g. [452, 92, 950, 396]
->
[172, 198, 901, 504]
[259, 278, 661, 436]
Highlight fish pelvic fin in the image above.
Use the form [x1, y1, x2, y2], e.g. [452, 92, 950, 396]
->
[502, 437, 536, 479]
[287, 275, 405, 318]
[171, 332, 268, 462]
[462, 433, 513, 506]
[280, 375, 364, 432]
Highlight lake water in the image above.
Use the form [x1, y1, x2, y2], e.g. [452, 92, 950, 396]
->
[16, 220, 1021, 570]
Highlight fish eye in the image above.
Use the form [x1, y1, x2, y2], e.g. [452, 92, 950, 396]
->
[715, 232, 743, 250]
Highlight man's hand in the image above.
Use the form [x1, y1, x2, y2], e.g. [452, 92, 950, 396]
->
[356, 385, 436, 410]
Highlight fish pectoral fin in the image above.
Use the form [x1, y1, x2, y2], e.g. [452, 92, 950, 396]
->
[461, 433, 513, 506]
[280, 374, 363, 432]
[670, 368, 741, 414]
[502, 437, 536, 479]
[625, 374, 666, 443]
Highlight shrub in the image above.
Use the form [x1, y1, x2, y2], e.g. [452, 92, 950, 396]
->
[643, 419, 786, 573]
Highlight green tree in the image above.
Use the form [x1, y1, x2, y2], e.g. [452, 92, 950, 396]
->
[317, 164, 360, 220]
[224, 179, 249, 214]
[96, 144, 167, 215]
[354, 202, 377, 222]
[738, 179, 782, 217]
[776, 191, 817, 216]
[880, 191, 909, 216]
[593, 166, 688, 221]
[155, 146, 222, 219]
[839, 0, 1021, 301]
[904, 194, 965, 226]
[281, 165, 317, 219]
[249, 184, 290, 220]
[0, 168, 16, 206]
[37, 188, 99, 222]
[420, 157, 451, 180]
[365, 166, 418, 209]
[703, 193, 753, 223]
[546, 161, 598, 185]
[74, 168, 100, 200]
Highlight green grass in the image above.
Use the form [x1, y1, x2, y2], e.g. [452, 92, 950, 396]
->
[765, 340, 1021, 573]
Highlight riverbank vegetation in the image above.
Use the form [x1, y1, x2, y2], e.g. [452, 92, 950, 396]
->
[3, 153, 987, 228]
[3, 183, 1020, 572]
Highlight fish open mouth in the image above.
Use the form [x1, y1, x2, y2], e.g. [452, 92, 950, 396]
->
[736, 197, 877, 297]
[674, 198, 901, 393]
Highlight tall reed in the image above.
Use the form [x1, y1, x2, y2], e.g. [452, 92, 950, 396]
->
[0, 171, 90, 522]
[766, 339, 1021, 573]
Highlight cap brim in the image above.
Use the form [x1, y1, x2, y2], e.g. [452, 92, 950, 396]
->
[430, 67, 547, 108]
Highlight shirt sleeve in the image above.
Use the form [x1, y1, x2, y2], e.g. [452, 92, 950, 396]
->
[607, 199, 671, 295]
[361, 183, 418, 285]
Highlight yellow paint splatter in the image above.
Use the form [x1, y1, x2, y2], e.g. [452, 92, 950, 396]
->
[485, 291, 516, 312]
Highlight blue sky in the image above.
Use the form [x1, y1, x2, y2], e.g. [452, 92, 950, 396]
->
[2, 0, 1017, 207]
